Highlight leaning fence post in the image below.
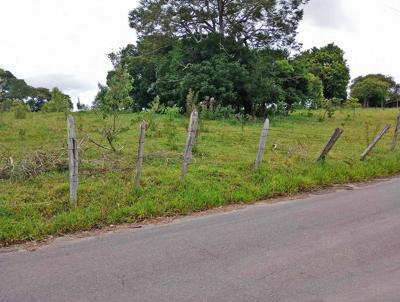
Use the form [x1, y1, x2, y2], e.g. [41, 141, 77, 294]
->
[254, 118, 270, 170]
[181, 110, 199, 182]
[133, 122, 146, 192]
[67, 114, 78, 205]
[316, 128, 343, 162]
[391, 116, 400, 150]
[360, 124, 391, 161]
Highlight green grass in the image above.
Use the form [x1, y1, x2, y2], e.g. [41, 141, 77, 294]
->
[1, 108, 400, 245]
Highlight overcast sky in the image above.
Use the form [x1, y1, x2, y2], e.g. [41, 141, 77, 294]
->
[1, 0, 400, 105]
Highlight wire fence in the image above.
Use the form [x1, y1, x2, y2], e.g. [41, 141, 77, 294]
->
[1, 113, 400, 207]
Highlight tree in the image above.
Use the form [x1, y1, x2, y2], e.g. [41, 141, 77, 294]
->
[0, 68, 53, 111]
[76, 98, 89, 111]
[389, 83, 400, 108]
[296, 43, 350, 100]
[94, 66, 134, 151]
[129, 0, 310, 49]
[350, 75, 393, 108]
[26, 87, 51, 112]
[42, 88, 73, 112]
[180, 54, 249, 109]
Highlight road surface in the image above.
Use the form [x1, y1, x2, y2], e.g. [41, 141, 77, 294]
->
[1, 178, 400, 302]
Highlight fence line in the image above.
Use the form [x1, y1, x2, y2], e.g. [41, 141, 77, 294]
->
[60, 116, 400, 202]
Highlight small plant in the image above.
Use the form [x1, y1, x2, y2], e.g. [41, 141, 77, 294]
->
[345, 97, 361, 120]
[235, 107, 250, 141]
[164, 106, 180, 150]
[364, 121, 371, 146]
[318, 98, 341, 122]
[185, 89, 196, 116]
[18, 128, 27, 140]
[138, 95, 164, 136]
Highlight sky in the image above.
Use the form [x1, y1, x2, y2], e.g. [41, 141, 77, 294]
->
[1, 0, 400, 106]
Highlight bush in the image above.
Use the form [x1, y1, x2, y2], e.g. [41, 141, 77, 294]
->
[133, 96, 164, 136]
[200, 103, 235, 120]
[319, 98, 341, 121]
[13, 102, 29, 119]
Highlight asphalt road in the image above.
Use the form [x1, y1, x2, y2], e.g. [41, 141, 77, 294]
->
[1, 178, 400, 302]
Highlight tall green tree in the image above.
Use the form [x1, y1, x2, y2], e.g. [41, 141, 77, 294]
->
[296, 43, 350, 100]
[350, 74, 395, 107]
[129, 0, 309, 49]
[0, 68, 54, 111]
[42, 88, 73, 112]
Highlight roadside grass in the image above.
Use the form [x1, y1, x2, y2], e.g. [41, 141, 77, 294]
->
[1, 108, 400, 245]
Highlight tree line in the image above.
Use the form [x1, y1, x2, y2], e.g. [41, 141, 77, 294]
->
[0, 68, 73, 113]
[2, 0, 399, 115]
[95, 0, 400, 116]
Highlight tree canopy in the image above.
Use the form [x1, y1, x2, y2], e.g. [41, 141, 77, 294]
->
[0, 68, 71, 112]
[98, 2, 356, 115]
[350, 74, 399, 107]
[108, 32, 329, 115]
[42, 88, 73, 112]
[129, 0, 309, 50]
[295, 43, 350, 100]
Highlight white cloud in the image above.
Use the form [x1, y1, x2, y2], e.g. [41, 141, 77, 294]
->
[0, 0, 138, 105]
[26, 73, 95, 96]
[304, 0, 352, 29]
[298, 0, 400, 83]
[2, 0, 400, 105]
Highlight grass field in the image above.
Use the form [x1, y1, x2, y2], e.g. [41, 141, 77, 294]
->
[1, 108, 400, 245]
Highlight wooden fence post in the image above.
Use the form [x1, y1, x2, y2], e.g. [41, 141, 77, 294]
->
[67, 114, 78, 204]
[316, 128, 343, 162]
[181, 111, 199, 182]
[254, 118, 270, 170]
[391, 116, 400, 150]
[133, 122, 146, 192]
[360, 124, 391, 161]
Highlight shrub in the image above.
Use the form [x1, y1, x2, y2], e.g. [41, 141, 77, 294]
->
[13, 102, 29, 119]
[319, 98, 341, 121]
[200, 104, 235, 120]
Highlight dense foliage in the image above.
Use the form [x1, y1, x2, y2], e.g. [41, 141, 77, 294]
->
[0, 68, 72, 112]
[350, 74, 400, 107]
[101, 34, 344, 115]
[129, 0, 309, 50]
[295, 43, 351, 100]
[95, 1, 354, 116]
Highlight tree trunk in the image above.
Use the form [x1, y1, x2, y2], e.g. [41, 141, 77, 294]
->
[218, 0, 225, 37]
